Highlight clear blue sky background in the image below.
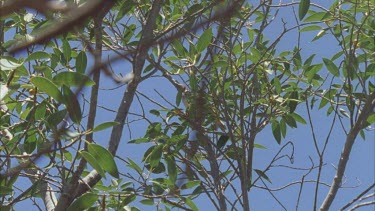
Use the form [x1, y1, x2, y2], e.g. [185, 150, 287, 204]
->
[9, 0, 374, 210]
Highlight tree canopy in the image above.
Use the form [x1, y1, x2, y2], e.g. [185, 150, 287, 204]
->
[0, 0, 374, 210]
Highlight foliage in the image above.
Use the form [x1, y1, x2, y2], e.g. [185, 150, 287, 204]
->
[0, 0, 374, 210]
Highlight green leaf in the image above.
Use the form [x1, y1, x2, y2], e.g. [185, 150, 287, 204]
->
[367, 113, 375, 125]
[284, 114, 297, 128]
[92, 121, 120, 132]
[185, 197, 198, 211]
[254, 144, 267, 149]
[147, 145, 163, 168]
[299, 0, 310, 20]
[46, 109, 67, 127]
[319, 89, 336, 109]
[62, 85, 82, 124]
[290, 113, 307, 124]
[140, 199, 154, 206]
[304, 12, 327, 22]
[271, 120, 281, 144]
[76, 51, 87, 74]
[30, 76, 64, 102]
[53, 72, 95, 87]
[80, 151, 106, 178]
[25, 51, 50, 61]
[255, 169, 272, 183]
[323, 58, 340, 77]
[88, 143, 120, 178]
[299, 25, 322, 32]
[289, 91, 299, 113]
[127, 158, 143, 174]
[181, 180, 201, 189]
[272, 77, 281, 94]
[217, 135, 229, 149]
[62, 39, 71, 62]
[166, 156, 177, 184]
[128, 138, 149, 144]
[196, 28, 212, 53]
[67, 193, 98, 211]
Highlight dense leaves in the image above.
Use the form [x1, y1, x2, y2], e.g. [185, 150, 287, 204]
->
[0, 0, 374, 211]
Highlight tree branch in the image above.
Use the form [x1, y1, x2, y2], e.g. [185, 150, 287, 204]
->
[320, 91, 375, 211]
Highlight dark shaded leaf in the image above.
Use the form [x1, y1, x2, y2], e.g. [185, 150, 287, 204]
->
[217, 135, 229, 149]
[62, 85, 81, 124]
[299, 0, 310, 20]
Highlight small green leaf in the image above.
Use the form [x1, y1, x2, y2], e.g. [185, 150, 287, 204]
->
[254, 144, 267, 149]
[290, 113, 307, 124]
[255, 169, 272, 183]
[25, 51, 50, 61]
[181, 180, 201, 189]
[367, 113, 375, 125]
[80, 151, 106, 178]
[271, 120, 281, 144]
[76, 51, 87, 74]
[299, 25, 322, 32]
[140, 199, 154, 206]
[92, 121, 120, 132]
[323, 58, 340, 77]
[299, 0, 310, 20]
[196, 28, 212, 53]
[30, 76, 64, 102]
[53, 72, 95, 87]
[88, 143, 120, 178]
[185, 197, 198, 211]
[67, 193, 98, 211]
[128, 138, 149, 144]
[62, 85, 82, 124]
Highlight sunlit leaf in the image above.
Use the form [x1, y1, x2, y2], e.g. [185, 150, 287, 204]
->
[323, 58, 340, 77]
[67, 193, 98, 211]
[80, 151, 106, 179]
[181, 180, 201, 189]
[92, 121, 120, 132]
[53, 72, 95, 87]
[88, 143, 120, 178]
[25, 51, 50, 61]
[196, 28, 212, 53]
[30, 76, 64, 102]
